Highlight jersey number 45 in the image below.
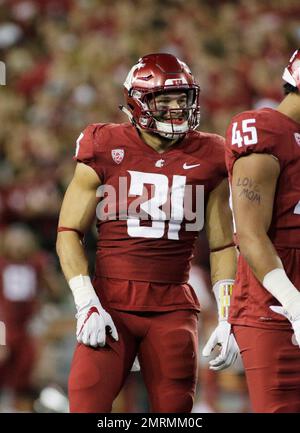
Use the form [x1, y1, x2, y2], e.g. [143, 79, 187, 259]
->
[231, 119, 258, 148]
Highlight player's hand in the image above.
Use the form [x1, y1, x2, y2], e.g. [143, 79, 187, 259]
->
[76, 296, 118, 347]
[131, 356, 141, 372]
[202, 320, 239, 371]
[270, 305, 300, 348]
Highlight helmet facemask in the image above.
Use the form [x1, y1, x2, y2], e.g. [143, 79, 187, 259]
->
[130, 86, 200, 139]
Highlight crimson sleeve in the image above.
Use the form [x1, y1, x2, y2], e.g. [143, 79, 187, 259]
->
[209, 134, 227, 191]
[225, 110, 286, 176]
[73, 123, 106, 181]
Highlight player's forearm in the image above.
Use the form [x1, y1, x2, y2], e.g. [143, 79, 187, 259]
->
[56, 232, 89, 281]
[238, 229, 282, 282]
[210, 246, 237, 286]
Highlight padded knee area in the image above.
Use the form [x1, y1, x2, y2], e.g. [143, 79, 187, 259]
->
[152, 390, 194, 413]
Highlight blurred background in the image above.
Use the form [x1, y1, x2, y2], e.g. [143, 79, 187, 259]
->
[0, 0, 299, 413]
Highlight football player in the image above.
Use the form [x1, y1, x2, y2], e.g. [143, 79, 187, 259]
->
[0, 225, 62, 411]
[214, 49, 300, 412]
[56, 53, 238, 412]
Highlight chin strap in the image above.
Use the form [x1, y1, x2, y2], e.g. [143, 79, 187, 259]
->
[119, 105, 134, 123]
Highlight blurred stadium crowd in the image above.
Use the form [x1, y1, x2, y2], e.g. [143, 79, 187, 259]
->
[0, 0, 299, 413]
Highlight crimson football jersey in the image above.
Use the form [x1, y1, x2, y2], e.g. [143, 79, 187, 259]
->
[0, 253, 48, 339]
[74, 123, 226, 310]
[225, 107, 300, 328]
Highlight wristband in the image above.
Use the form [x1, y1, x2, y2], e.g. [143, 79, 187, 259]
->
[69, 274, 97, 308]
[263, 268, 300, 320]
[212, 279, 234, 321]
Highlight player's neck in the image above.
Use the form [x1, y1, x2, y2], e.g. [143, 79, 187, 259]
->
[277, 93, 300, 125]
[139, 129, 180, 153]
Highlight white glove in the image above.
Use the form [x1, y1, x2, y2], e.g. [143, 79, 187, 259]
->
[202, 320, 239, 370]
[130, 356, 141, 372]
[76, 296, 118, 347]
[69, 275, 119, 348]
[270, 305, 300, 348]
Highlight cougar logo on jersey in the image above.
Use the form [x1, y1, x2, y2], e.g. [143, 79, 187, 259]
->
[155, 159, 165, 167]
[294, 133, 300, 147]
[112, 149, 125, 164]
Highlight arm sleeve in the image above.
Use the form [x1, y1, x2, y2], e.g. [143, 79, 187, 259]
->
[225, 111, 284, 176]
[210, 134, 228, 191]
[73, 123, 105, 181]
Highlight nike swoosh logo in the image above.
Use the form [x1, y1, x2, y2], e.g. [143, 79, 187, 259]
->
[77, 306, 99, 336]
[183, 163, 200, 170]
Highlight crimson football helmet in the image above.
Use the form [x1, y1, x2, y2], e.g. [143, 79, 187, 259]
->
[121, 53, 200, 138]
[282, 49, 300, 90]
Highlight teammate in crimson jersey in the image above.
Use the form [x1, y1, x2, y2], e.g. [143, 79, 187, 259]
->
[0, 225, 61, 411]
[219, 49, 300, 412]
[56, 53, 238, 413]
